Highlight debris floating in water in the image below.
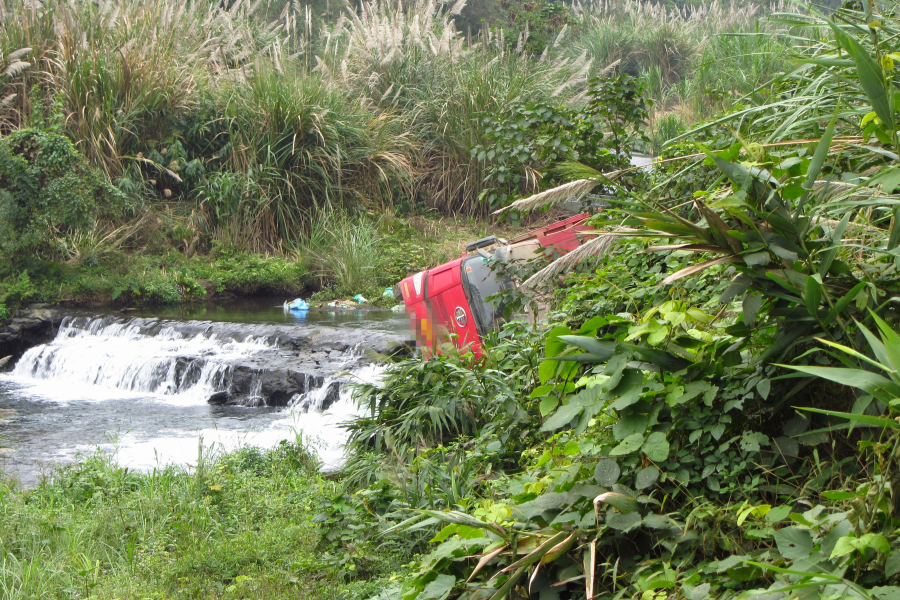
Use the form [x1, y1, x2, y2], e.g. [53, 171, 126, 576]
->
[284, 298, 309, 311]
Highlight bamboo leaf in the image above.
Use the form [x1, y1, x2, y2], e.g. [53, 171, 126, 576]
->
[824, 282, 865, 324]
[661, 256, 740, 284]
[557, 336, 616, 361]
[818, 211, 851, 278]
[502, 531, 569, 572]
[828, 20, 893, 130]
[795, 406, 899, 429]
[466, 545, 507, 583]
[804, 274, 823, 318]
[778, 365, 900, 401]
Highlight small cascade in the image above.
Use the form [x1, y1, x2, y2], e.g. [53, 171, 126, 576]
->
[289, 380, 341, 412]
[10, 316, 270, 402]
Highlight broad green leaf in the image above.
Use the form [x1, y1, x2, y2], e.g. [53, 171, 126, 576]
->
[541, 387, 600, 431]
[830, 533, 891, 559]
[687, 308, 712, 323]
[609, 369, 644, 410]
[740, 431, 769, 453]
[647, 326, 670, 345]
[886, 553, 900, 577]
[606, 511, 642, 531]
[420, 574, 456, 600]
[765, 505, 792, 523]
[635, 466, 660, 490]
[774, 527, 814, 560]
[642, 432, 670, 461]
[613, 409, 650, 440]
[594, 459, 620, 486]
[610, 433, 644, 456]
[539, 395, 558, 417]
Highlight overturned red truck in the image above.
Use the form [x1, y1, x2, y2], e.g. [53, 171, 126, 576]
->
[398, 213, 595, 356]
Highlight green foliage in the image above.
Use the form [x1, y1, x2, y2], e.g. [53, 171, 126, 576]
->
[0, 439, 393, 600]
[472, 73, 650, 214]
[497, 0, 578, 55]
[0, 271, 38, 311]
[0, 129, 125, 263]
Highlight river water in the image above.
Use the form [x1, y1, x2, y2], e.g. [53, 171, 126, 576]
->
[0, 300, 408, 486]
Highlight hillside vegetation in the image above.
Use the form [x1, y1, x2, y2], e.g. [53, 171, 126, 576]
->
[7, 1, 900, 600]
[0, 0, 788, 313]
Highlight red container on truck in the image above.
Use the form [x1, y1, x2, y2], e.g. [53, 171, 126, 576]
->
[398, 212, 594, 356]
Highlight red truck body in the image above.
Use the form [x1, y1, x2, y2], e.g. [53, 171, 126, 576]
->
[399, 213, 594, 356]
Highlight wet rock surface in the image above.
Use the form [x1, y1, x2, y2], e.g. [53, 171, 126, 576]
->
[0, 307, 66, 367]
[13, 313, 410, 407]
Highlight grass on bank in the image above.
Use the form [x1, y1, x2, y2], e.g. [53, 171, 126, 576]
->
[0, 211, 514, 312]
[0, 440, 397, 600]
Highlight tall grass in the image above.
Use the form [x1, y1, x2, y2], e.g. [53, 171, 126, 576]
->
[218, 64, 413, 244]
[570, 0, 791, 126]
[303, 206, 382, 294]
[0, 441, 348, 599]
[317, 0, 589, 215]
[0, 0, 794, 258]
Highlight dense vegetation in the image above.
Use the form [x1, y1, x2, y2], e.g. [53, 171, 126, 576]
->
[7, 1, 900, 600]
[310, 2, 900, 600]
[0, 0, 788, 314]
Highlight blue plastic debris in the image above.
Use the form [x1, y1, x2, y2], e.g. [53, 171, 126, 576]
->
[284, 298, 309, 311]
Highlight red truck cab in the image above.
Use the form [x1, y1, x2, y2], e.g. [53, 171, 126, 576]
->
[399, 213, 594, 357]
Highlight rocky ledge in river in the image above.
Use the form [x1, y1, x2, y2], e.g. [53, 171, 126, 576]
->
[0, 306, 66, 362]
[4, 311, 411, 408]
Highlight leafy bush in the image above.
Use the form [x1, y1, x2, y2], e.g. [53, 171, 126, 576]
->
[0, 270, 39, 310]
[0, 129, 124, 263]
[472, 72, 651, 215]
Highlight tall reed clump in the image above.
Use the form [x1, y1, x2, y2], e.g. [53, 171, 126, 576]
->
[216, 64, 413, 246]
[302, 206, 382, 294]
[571, 0, 790, 122]
[0, 0, 287, 178]
[318, 0, 588, 216]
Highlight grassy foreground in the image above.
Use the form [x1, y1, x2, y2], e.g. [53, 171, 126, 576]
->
[0, 442, 390, 600]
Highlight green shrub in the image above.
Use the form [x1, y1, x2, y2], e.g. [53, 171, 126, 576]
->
[0, 129, 125, 263]
[0, 270, 38, 310]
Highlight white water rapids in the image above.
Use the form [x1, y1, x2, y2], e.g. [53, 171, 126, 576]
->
[0, 315, 390, 484]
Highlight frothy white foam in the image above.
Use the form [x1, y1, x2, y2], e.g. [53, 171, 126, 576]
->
[7, 317, 270, 404]
[76, 364, 385, 472]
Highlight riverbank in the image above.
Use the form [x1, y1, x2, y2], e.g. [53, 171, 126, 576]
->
[0, 214, 510, 318]
[0, 442, 398, 600]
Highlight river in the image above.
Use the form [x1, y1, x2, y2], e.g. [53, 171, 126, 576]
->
[0, 299, 409, 486]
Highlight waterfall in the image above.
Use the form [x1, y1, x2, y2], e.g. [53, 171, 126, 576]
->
[10, 316, 270, 402]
